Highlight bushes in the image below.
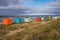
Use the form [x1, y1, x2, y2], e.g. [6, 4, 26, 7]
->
[0, 25, 7, 36]
[0, 25, 5, 30]
[0, 30, 7, 37]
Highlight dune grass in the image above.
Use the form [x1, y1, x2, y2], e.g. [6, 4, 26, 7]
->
[0, 18, 60, 40]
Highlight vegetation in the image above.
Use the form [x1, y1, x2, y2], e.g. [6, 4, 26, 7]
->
[0, 18, 60, 40]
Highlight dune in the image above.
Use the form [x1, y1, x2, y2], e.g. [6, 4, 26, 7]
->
[0, 18, 60, 40]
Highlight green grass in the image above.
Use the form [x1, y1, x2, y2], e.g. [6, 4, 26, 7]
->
[44, 29, 50, 33]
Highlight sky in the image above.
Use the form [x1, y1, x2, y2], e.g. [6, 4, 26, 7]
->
[0, 0, 60, 16]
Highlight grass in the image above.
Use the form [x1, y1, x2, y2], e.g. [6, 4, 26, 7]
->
[0, 18, 60, 40]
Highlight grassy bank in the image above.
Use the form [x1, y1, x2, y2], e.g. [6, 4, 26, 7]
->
[0, 18, 60, 40]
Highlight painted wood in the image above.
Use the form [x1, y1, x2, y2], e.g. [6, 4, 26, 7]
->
[44, 16, 53, 21]
[35, 17, 41, 21]
[3, 17, 13, 25]
[24, 17, 30, 22]
[14, 17, 22, 24]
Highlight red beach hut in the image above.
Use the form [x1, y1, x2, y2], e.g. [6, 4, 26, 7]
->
[8, 17, 13, 25]
[3, 17, 13, 26]
[35, 17, 41, 21]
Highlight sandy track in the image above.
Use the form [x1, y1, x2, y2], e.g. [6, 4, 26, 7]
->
[3, 28, 26, 38]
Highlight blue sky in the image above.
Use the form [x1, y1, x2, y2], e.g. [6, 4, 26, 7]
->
[0, 0, 60, 16]
[23, 0, 56, 7]
[8, 0, 56, 7]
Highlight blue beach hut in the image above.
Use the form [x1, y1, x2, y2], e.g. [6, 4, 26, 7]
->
[13, 17, 23, 24]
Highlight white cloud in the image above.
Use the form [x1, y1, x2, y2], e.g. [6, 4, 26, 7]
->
[8, 0, 23, 5]
[7, 0, 34, 5]
[0, 0, 60, 14]
[20, 13, 56, 15]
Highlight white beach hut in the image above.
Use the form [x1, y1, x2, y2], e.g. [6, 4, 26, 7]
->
[24, 16, 30, 22]
[52, 16, 58, 20]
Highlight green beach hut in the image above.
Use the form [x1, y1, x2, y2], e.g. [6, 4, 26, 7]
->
[44, 16, 52, 21]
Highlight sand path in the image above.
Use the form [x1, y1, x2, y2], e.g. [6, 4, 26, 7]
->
[3, 28, 26, 39]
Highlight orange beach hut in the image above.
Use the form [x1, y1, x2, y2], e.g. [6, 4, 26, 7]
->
[3, 17, 13, 26]
[35, 17, 41, 21]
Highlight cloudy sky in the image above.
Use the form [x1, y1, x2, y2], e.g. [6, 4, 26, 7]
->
[0, 0, 60, 16]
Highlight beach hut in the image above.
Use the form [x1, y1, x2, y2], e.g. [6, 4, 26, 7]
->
[49, 16, 53, 21]
[41, 17, 45, 21]
[2, 17, 13, 26]
[13, 17, 23, 24]
[35, 17, 41, 21]
[44, 16, 52, 21]
[8, 17, 13, 25]
[24, 16, 30, 22]
[52, 16, 58, 20]
[57, 16, 60, 18]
